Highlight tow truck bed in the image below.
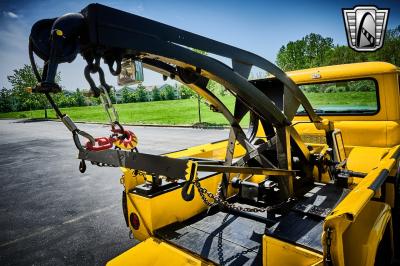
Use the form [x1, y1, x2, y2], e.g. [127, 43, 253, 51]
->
[155, 210, 265, 265]
[155, 184, 348, 265]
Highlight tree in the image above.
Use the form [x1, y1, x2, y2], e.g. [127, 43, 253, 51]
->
[6, 64, 62, 117]
[325, 45, 369, 65]
[121, 86, 135, 103]
[373, 25, 400, 66]
[152, 87, 161, 101]
[134, 84, 147, 102]
[53, 91, 76, 107]
[276, 39, 307, 71]
[0, 87, 14, 112]
[303, 33, 333, 67]
[276, 25, 400, 71]
[7, 64, 46, 112]
[161, 85, 176, 100]
[179, 84, 195, 99]
[276, 34, 333, 71]
[207, 80, 227, 96]
[73, 88, 85, 106]
[108, 88, 116, 104]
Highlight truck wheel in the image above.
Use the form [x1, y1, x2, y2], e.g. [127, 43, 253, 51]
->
[392, 166, 400, 261]
[374, 224, 392, 266]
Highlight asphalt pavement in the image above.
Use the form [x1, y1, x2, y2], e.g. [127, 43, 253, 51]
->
[0, 119, 228, 265]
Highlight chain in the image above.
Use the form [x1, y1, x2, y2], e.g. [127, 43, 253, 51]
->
[325, 227, 333, 265]
[99, 85, 120, 128]
[91, 161, 117, 167]
[193, 175, 294, 213]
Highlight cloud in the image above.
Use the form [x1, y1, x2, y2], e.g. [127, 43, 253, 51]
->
[0, 18, 28, 88]
[136, 3, 144, 13]
[3, 11, 19, 19]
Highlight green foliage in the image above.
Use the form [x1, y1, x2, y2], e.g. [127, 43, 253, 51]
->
[0, 87, 14, 112]
[207, 80, 227, 96]
[108, 89, 116, 103]
[152, 87, 161, 101]
[1, 64, 63, 113]
[179, 84, 195, 99]
[52, 91, 76, 107]
[74, 88, 85, 106]
[371, 25, 400, 66]
[161, 85, 176, 100]
[134, 84, 148, 102]
[276, 33, 333, 71]
[1, 92, 375, 125]
[277, 26, 400, 71]
[121, 86, 136, 103]
[6, 64, 47, 111]
[299, 79, 376, 93]
[192, 48, 207, 55]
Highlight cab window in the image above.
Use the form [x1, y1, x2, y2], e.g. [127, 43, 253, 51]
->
[297, 78, 378, 115]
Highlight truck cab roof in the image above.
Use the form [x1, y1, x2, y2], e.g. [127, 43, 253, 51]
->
[285, 61, 399, 83]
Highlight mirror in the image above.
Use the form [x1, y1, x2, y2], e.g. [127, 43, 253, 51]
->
[118, 59, 144, 85]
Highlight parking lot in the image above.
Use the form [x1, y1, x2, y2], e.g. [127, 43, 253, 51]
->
[0, 119, 227, 265]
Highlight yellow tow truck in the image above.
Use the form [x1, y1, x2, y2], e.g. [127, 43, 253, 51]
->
[28, 4, 399, 265]
[110, 62, 399, 266]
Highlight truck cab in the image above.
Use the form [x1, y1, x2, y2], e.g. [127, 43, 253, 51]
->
[290, 62, 400, 149]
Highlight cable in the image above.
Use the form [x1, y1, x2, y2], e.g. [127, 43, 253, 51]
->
[28, 38, 42, 82]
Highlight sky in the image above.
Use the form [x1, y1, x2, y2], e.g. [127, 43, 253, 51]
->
[0, 0, 399, 91]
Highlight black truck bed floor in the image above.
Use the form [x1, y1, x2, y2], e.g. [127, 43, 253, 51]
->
[155, 210, 266, 265]
[267, 184, 349, 252]
[155, 183, 349, 264]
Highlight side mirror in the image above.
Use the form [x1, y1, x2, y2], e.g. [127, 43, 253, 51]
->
[118, 59, 144, 86]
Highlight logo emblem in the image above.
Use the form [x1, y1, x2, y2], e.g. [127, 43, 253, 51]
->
[343, 6, 389, 51]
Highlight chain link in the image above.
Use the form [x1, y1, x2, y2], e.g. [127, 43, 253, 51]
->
[193, 175, 294, 213]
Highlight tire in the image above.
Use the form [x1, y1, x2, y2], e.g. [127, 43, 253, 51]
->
[374, 224, 392, 266]
[392, 165, 400, 261]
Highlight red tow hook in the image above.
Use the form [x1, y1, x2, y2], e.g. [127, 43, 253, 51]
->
[86, 137, 113, 151]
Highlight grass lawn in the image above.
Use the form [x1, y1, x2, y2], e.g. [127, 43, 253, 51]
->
[0, 92, 376, 126]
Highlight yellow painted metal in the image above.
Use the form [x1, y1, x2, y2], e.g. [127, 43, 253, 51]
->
[286, 62, 398, 84]
[110, 62, 400, 265]
[323, 201, 392, 266]
[293, 121, 400, 148]
[282, 62, 400, 148]
[347, 147, 389, 173]
[126, 173, 222, 240]
[113, 132, 138, 150]
[107, 237, 214, 266]
[263, 236, 323, 266]
[323, 145, 399, 266]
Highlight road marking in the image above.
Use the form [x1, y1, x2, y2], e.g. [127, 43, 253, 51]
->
[0, 204, 118, 248]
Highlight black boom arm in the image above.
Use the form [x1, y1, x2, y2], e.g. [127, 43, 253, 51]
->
[29, 3, 330, 201]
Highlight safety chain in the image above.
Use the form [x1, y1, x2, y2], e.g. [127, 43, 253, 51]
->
[325, 227, 333, 265]
[192, 175, 295, 213]
[91, 161, 117, 167]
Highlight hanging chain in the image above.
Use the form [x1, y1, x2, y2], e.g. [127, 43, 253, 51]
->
[99, 85, 120, 128]
[84, 60, 125, 136]
[192, 174, 295, 213]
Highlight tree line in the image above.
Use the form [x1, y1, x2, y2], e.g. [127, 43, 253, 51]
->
[276, 25, 400, 71]
[1, 25, 398, 113]
[0, 63, 227, 113]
